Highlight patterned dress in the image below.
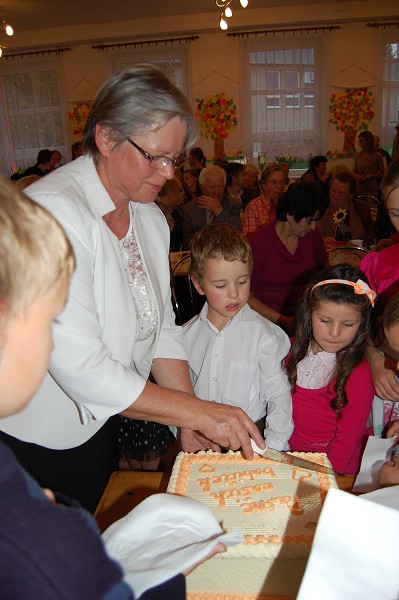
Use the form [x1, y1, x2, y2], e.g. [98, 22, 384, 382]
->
[117, 208, 173, 464]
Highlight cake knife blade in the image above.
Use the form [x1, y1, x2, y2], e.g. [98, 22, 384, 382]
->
[262, 447, 336, 475]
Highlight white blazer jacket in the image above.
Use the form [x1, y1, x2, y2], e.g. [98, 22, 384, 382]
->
[0, 156, 187, 448]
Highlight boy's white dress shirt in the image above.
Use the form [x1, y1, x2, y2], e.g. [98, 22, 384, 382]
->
[182, 302, 293, 450]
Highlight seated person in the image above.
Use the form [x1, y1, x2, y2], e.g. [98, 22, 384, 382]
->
[242, 163, 285, 236]
[301, 155, 328, 184]
[241, 163, 260, 209]
[181, 165, 242, 250]
[48, 149, 62, 171]
[224, 162, 245, 204]
[179, 167, 201, 203]
[155, 177, 185, 252]
[71, 141, 84, 160]
[188, 146, 206, 173]
[0, 177, 222, 599]
[21, 149, 52, 178]
[182, 223, 293, 450]
[248, 181, 328, 335]
[317, 169, 375, 246]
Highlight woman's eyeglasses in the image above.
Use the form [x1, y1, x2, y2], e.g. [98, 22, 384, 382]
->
[125, 138, 186, 170]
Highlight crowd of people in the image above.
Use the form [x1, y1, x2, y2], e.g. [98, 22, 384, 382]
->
[3, 63, 399, 596]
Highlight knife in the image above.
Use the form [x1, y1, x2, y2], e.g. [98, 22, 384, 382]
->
[261, 447, 336, 475]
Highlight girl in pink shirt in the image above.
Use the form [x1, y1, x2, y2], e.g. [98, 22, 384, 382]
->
[286, 265, 377, 474]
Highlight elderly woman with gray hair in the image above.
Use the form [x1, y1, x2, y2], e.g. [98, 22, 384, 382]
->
[0, 65, 263, 512]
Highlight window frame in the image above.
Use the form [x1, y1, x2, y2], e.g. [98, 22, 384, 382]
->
[240, 35, 324, 164]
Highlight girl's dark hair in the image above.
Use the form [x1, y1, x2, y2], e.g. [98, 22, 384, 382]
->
[276, 180, 326, 222]
[284, 264, 376, 416]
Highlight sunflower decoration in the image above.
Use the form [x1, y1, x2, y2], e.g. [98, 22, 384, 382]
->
[333, 208, 348, 224]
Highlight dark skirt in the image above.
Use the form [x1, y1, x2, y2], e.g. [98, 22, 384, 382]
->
[0, 417, 118, 513]
[117, 417, 174, 463]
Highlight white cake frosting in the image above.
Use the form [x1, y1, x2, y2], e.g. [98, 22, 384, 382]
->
[167, 450, 338, 560]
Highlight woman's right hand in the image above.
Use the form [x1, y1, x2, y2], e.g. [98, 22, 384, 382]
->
[192, 400, 265, 460]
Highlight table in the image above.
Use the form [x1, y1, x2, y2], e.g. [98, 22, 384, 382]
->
[94, 471, 169, 533]
[94, 469, 355, 533]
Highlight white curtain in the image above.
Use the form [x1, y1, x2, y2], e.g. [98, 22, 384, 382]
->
[240, 34, 324, 166]
[0, 57, 68, 177]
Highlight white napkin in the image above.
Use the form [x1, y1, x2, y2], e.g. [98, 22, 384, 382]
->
[361, 485, 399, 511]
[102, 492, 243, 599]
[297, 487, 399, 599]
[352, 436, 395, 493]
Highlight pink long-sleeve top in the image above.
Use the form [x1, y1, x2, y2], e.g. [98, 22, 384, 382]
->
[289, 357, 374, 474]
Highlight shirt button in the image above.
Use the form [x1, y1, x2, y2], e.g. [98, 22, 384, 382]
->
[213, 377, 217, 382]
[215, 353, 219, 358]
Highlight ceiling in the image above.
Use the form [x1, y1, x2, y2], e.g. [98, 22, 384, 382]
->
[0, 0, 330, 32]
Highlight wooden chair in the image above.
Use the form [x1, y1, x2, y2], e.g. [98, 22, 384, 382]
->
[327, 245, 369, 267]
[170, 254, 204, 325]
[355, 194, 379, 224]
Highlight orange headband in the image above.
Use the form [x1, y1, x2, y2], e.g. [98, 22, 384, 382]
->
[311, 278, 377, 307]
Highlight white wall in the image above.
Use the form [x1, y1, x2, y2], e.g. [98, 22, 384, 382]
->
[1, 1, 398, 161]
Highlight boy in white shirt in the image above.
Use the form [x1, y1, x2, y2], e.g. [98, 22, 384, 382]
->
[183, 223, 293, 450]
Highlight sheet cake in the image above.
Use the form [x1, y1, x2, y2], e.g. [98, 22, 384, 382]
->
[168, 450, 337, 559]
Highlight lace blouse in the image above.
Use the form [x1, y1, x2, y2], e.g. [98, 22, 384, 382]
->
[119, 207, 158, 341]
[296, 346, 336, 389]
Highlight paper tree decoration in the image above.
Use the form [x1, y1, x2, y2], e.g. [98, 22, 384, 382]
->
[196, 93, 238, 158]
[68, 101, 92, 138]
[329, 88, 374, 153]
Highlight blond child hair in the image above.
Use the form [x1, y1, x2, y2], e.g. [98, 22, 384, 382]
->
[0, 177, 75, 317]
[190, 223, 253, 287]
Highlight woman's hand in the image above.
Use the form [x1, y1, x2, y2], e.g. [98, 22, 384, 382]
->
[192, 400, 265, 460]
[380, 455, 399, 487]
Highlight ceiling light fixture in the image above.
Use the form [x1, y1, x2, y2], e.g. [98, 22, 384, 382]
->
[216, 0, 249, 31]
[1, 20, 13, 36]
[0, 20, 14, 57]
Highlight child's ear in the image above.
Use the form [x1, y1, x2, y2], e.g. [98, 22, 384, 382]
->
[191, 275, 205, 296]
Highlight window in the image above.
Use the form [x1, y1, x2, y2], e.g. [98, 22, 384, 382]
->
[0, 58, 67, 176]
[110, 45, 190, 97]
[241, 37, 322, 164]
[381, 38, 399, 154]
